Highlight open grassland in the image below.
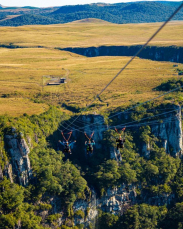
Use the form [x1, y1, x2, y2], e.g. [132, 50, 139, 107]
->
[0, 98, 48, 116]
[0, 20, 182, 116]
[0, 46, 182, 116]
[0, 20, 183, 48]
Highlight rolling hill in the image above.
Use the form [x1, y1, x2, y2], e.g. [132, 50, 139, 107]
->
[0, 14, 59, 26]
[0, 1, 183, 26]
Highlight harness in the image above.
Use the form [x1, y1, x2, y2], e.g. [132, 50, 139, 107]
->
[61, 130, 72, 142]
[85, 132, 94, 153]
[84, 132, 94, 141]
[118, 139, 123, 145]
[87, 143, 93, 152]
[64, 143, 71, 153]
[115, 127, 126, 149]
[115, 127, 126, 137]
[61, 131, 72, 153]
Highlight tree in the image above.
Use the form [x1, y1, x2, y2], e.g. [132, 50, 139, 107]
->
[94, 160, 120, 192]
[144, 162, 159, 182]
[119, 163, 137, 184]
[161, 202, 183, 229]
[98, 211, 119, 229]
[117, 204, 167, 229]
[0, 178, 24, 213]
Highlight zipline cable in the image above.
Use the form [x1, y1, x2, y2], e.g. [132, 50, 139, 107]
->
[62, 2, 183, 132]
[61, 85, 183, 133]
[62, 107, 178, 129]
[60, 115, 180, 136]
[59, 105, 179, 135]
[110, 116, 179, 130]
[109, 109, 177, 130]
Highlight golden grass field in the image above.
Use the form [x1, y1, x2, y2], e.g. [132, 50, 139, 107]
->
[0, 20, 183, 48]
[0, 20, 182, 116]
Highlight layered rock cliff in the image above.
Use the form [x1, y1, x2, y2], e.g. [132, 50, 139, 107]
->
[152, 105, 182, 156]
[141, 105, 183, 158]
[62, 45, 183, 63]
[73, 114, 105, 149]
[1, 105, 183, 227]
[5, 128, 32, 186]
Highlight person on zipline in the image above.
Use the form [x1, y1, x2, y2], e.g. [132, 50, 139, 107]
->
[59, 140, 76, 154]
[84, 132, 95, 156]
[58, 131, 76, 157]
[85, 140, 95, 155]
[116, 136, 125, 150]
[115, 127, 126, 151]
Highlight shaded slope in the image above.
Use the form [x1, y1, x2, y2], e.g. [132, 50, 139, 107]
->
[51, 1, 183, 24]
[0, 14, 59, 26]
[0, 1, 183, 26]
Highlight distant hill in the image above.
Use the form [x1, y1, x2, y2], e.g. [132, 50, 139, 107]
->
[0, 1, 183, 26]
[22, 6, 39, 9]
[0, 14, 59, 26]
[72, 18, 110, 24]
[51, 1, 183, 24]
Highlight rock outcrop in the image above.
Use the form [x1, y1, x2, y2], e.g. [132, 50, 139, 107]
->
[5, 129, 32, 186]
[98, 184, 174, 215]
[63, 45, 183, 64]
[73, 107, 183, 160]
[140, 105, 183, 158]
[0, 164, 3, 180]
[77, 115, 105, 148]
[71, 183, 174, 221]
[1, 106, 183, 226]
[73, 189, 98, 227]
[152, 105, 182, 156]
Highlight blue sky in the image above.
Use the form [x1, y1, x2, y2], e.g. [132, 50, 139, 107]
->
[0, 0, 181, 8]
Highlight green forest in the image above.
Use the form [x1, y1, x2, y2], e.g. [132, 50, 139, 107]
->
[1, 99, 183, 228]
[0, 1, 183, 26]
[0, 2, 183, 227]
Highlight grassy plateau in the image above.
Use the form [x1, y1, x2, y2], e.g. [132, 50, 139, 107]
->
[0, 20, 182, 116]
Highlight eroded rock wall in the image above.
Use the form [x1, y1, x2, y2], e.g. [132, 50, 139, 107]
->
[5, 131, 32, 186]
[72, 114, 105, 150]
[63, 45, 183, 63]
[151, 105, 182, 156]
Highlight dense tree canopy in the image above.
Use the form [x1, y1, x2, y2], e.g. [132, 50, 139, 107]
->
[0, 2, 183, 26]
[0, 103, 183, 228]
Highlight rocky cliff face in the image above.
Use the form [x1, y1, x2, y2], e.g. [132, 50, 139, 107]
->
[75, 105, 183, 159]
[77, 115, 105, 149]
[0, 164, 3, 180]
[66, 106, 183, 219]
[1, 107, 183, 225]
[5, 128, 32, 186]
[68, 105, 183, 163]
[141, 105, 183, 158]
[71, 183, 174, 221]
[152, 105, 182, 156]
[73, 190, 98, 227]
[98, 184, 175, 215]
[3, 163, 13, 183]
[62, 45, 183, 63]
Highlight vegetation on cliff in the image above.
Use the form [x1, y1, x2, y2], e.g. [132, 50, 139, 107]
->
[0, 107, 89, 228]
[0, 8, 183, 228]
[0, 101, 183, 228]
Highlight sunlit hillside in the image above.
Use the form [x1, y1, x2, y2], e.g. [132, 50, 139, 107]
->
[0, 20, 183, 48]
[0, 21, 182, 116]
